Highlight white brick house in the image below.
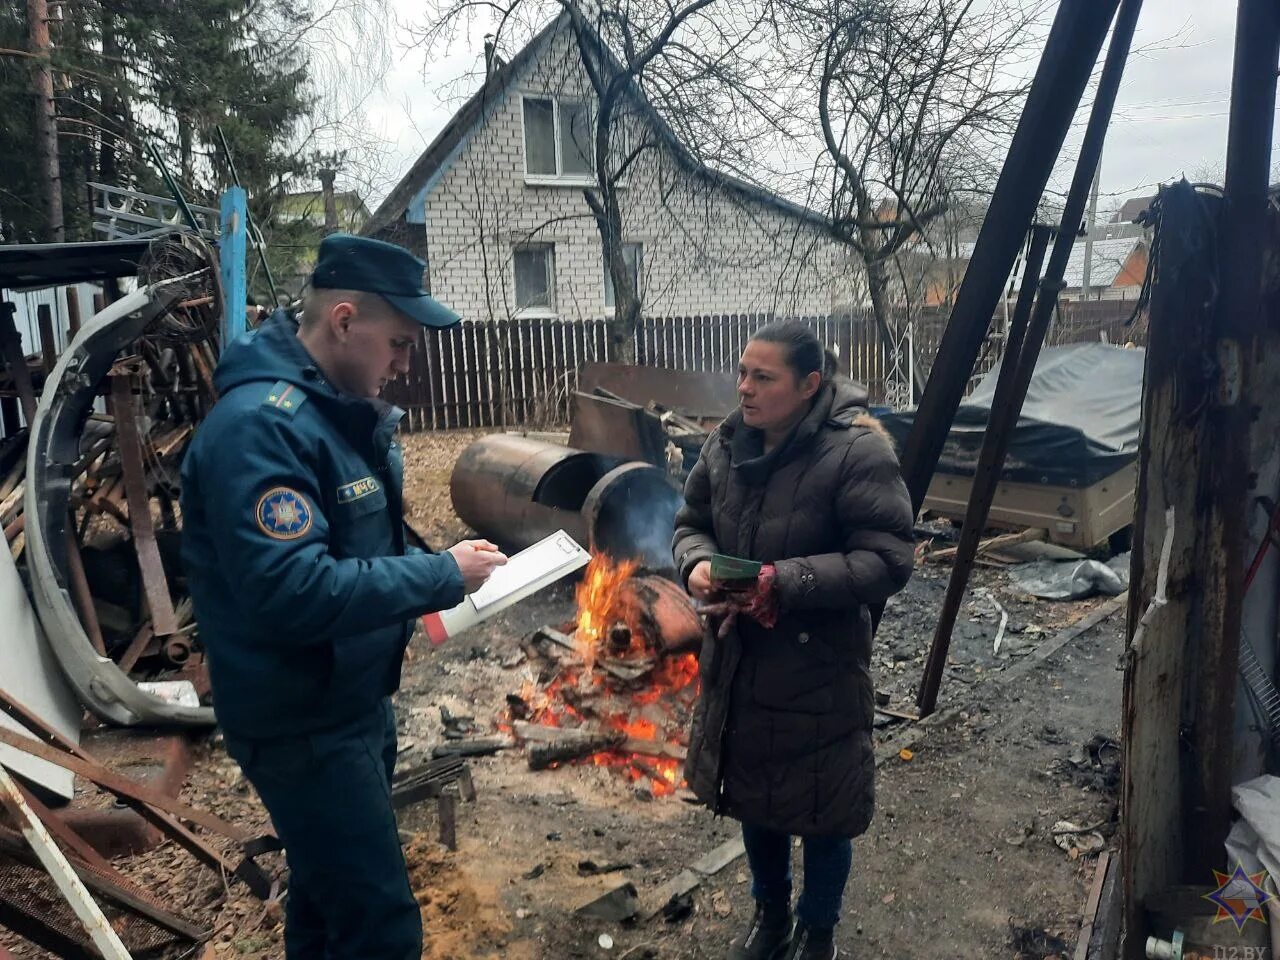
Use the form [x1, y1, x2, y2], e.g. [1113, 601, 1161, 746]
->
[364, 18, 850, 323]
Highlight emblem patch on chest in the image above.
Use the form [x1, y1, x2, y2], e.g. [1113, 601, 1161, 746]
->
[255, 487, 314, 540]
[336, 476, 381, 503]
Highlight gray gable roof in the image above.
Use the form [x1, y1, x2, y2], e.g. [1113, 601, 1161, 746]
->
[363, 15, 832, 239]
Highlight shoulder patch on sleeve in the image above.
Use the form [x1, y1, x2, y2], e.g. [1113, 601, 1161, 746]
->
[256, 487, 314, 540]
[261, 380, 306, 416]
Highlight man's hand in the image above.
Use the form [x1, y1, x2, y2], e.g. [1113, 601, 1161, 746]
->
[688, 560, 713, 600]
[447, 539, 508, 593]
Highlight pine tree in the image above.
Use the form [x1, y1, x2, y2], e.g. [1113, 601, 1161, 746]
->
[1, 0, 318, 242]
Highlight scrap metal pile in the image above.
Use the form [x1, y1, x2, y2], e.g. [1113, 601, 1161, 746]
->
[2, 234, 224, 728]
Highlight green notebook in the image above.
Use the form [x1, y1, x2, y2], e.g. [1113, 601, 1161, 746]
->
[710, 553, 763, 582]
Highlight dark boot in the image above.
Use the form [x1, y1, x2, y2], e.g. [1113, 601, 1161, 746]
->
[727, 899, 793, 960]
[784, 923, 837, 960]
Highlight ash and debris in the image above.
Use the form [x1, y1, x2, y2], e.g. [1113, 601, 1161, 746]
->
[2, 429, 1126, 959]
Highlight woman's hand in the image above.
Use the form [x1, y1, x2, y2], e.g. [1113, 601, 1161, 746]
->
[688, 560, 713, 600]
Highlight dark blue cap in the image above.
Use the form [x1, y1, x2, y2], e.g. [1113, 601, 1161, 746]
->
[310, 233, 461, 329]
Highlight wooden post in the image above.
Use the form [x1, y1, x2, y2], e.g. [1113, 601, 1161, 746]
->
[64, 287, 81, 340]
[1121, 183, 1211, 957]
[318, 168, 338, 235]
[0, 302, 37, 425]
[36, 304, 56, 373]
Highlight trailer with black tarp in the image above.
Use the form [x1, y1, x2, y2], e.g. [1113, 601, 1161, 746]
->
[880, 342, 1143, 549]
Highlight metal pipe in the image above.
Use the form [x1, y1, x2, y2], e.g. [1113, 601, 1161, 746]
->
[897, 0, 1122, 514]
[450, 435, 604, 552]
[450, 435, 680, 567]
[917, 223, 1052, 715]
[582, 462, 682, 569]
[916, 0, 1143, 716]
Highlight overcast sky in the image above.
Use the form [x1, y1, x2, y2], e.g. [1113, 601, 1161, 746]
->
[354, 1, 1270, 216]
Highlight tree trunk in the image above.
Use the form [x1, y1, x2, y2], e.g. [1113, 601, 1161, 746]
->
[587, 186, 638, 364]
[865, 254, 926, 404]
[27, 0, 62, 242]
[99, 10, 120, 186]
[318, 168, 339, 235]
[178, 117, 193, 187]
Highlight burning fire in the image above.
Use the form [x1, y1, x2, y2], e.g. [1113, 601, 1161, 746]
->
[574, 553, 639, 659]
[512, 552, 700, 797]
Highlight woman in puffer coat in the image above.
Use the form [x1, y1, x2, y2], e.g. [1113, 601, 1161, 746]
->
[673, 320, 915, 960]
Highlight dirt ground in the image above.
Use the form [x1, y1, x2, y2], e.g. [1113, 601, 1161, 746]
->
[3, 429, 1124, 960]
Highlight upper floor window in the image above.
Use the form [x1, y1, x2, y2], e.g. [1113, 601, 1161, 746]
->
[522, 95, 595, 183]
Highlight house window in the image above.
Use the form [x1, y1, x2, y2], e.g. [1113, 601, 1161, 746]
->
[522, 98, 557, 176]
[514, 243, 556, 314]
[521, 95, 595, 182]
[603, 243, 642, 309]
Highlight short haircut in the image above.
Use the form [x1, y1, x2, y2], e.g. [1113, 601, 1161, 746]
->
[299, 287, 367, 328]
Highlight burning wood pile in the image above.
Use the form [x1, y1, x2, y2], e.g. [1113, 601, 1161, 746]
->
[503, 554, 704, 797]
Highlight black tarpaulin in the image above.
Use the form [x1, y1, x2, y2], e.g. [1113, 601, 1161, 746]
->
[880, 342, 1144, 487]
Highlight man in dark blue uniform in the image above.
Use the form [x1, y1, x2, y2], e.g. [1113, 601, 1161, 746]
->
[181, 234, 506, 959]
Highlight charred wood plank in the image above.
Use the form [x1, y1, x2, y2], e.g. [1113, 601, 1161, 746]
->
[528, 731, 624, 771]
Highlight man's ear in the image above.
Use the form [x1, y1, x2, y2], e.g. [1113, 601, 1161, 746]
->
[329, 299, 357, 341]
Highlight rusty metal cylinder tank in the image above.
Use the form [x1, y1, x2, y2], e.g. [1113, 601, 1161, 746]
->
[449, 435, 681, 568]
[618, 575, 704, 654]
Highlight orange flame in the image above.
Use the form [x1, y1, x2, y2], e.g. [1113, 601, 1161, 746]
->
[506, 553, 698, 798]
[574, 553, 639, 657]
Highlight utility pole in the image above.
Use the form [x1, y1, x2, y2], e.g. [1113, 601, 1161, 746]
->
[27, 0, 63, 242]
[1081, 158, 1101, 301]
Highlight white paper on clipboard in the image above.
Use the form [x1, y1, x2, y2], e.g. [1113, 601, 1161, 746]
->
[422, 530, 591, 645]
[469, 530, 587, 610]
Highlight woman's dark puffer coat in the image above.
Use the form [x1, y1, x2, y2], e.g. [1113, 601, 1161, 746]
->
[673, 378, 915, 837]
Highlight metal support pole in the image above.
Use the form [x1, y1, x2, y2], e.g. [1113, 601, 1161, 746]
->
[917, 224, 1052, 715]
[916, 0, 1143, 716]
[143, 141, 199, 234]
[897, 0, 1121, 514]
[215, 126, 281, 304]
[219, 187, 248, 349]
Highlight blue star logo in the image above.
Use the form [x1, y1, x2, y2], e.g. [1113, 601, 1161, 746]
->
[1204, 863, 1274, 932]
[255, 487, 313, 540]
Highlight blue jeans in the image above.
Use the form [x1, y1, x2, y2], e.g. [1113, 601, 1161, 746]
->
[224, 699, 421, 960]
[741, 821, 853, 930]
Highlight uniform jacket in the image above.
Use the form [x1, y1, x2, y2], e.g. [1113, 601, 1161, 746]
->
[181, 316, 464, 738]
[672, 378, 915, 837]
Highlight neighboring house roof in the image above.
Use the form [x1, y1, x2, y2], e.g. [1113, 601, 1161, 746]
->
[1060, 236, 1146, 290]
[953, 235, 1144, 286]
[363, 14, 830, 239]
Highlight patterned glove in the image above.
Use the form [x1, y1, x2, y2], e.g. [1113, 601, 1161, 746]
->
[702, 564, 779, 636]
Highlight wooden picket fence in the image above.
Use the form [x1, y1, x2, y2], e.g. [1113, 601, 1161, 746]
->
[385, 300, 1145, 431]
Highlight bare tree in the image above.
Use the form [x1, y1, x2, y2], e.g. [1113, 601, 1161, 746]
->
[409, 0, 796, 360]
[781, 0, 1042, 400]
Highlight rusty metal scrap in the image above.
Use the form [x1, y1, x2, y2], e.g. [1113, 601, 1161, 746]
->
[15, 234, 222, 727]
